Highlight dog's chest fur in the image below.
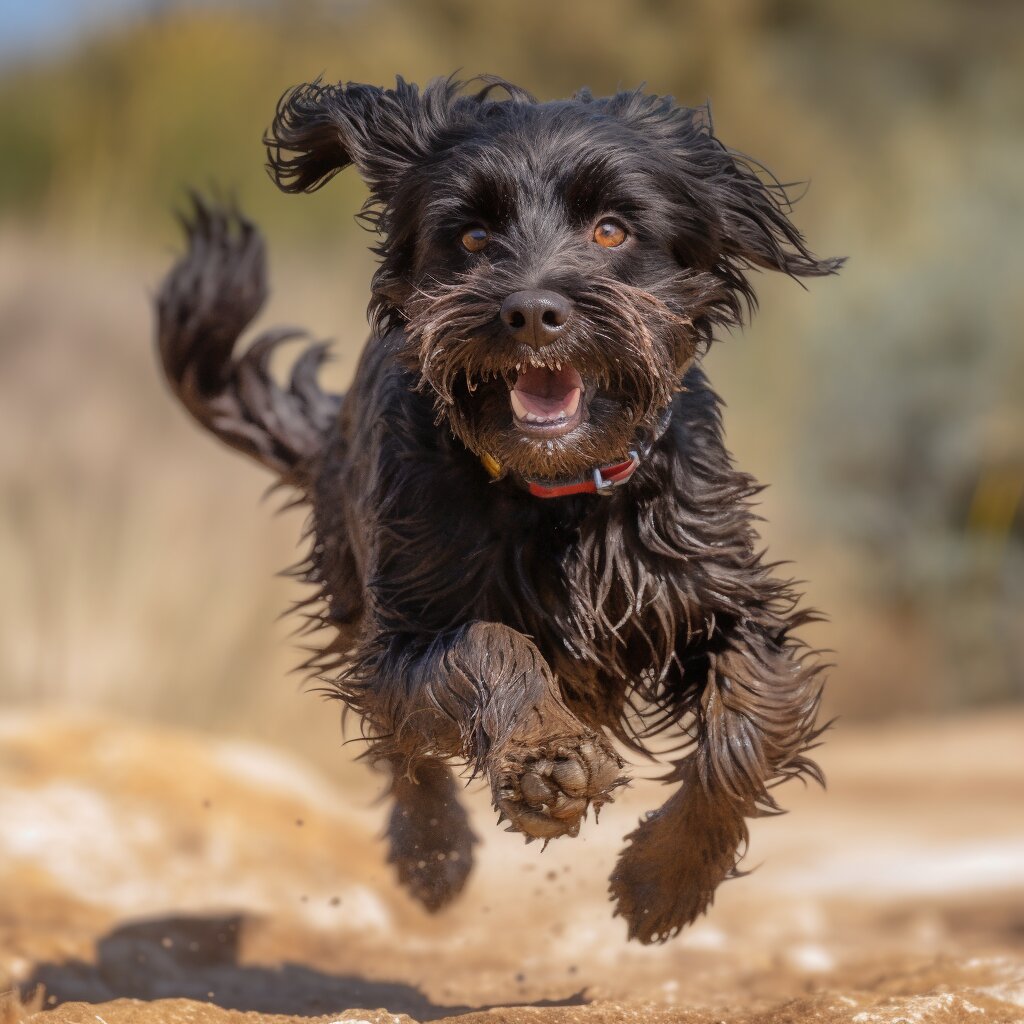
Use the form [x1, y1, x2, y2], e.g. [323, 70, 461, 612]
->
[309, 335, 747, 712]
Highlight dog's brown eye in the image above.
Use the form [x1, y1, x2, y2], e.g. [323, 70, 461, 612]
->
[461, 226, 490, 253]
[594, 220, 627, 248]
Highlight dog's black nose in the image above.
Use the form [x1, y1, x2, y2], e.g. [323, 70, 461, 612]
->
[499, 290, 572, 349]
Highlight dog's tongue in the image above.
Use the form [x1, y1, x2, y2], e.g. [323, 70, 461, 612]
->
[511, 364, 583, 420]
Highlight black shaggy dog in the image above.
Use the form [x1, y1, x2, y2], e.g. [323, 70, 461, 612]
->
[157, 76, 841, 943]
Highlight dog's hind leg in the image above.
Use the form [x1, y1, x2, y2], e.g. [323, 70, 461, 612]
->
[609, 622, 826, 943]
[383, 756, 477, 912]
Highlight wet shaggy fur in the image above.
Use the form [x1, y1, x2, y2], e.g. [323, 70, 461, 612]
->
[156, 75, 842, 943]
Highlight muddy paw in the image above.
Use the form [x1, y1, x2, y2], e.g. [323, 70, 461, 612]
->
[609, 785, 748, 943]
[491, 733, 626, 843]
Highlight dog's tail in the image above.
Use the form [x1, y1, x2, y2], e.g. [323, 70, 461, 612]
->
[155, 196, 341, 486]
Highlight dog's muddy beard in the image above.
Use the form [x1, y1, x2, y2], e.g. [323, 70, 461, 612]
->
[403, 274, 695, 481]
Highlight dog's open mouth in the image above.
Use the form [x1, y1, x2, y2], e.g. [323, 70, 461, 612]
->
[509, 363, 584, 437]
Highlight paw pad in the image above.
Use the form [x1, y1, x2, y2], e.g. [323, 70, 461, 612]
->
[492, 734, 626, 844]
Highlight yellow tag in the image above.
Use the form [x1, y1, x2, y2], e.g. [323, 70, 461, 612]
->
[480, 452, 502, 479]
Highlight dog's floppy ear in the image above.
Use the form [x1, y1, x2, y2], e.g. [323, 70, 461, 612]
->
[675, 107, 844, 281]
[266, 77, 445, 198]
[607, 91, 842, 282]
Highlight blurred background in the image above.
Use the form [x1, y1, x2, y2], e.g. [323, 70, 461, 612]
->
[1, 0, 1022, 770]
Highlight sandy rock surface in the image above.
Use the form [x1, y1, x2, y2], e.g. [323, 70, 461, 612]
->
[1, 710, 1022, 1023]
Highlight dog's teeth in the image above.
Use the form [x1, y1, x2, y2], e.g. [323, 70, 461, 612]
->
[516, 363, 522, 372]
[510, 385, 581, 427]
[510, 390, 529, 421]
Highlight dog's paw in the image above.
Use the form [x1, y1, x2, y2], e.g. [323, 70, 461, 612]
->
[386, 771, 477, 913]
[609, 787, 747, 943]
[491, 733, 626, 843]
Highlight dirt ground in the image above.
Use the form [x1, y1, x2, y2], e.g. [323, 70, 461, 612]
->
[0, 709, 1022, 1024]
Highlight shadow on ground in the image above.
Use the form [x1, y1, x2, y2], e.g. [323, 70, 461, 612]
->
[21, 914, 588, 1020]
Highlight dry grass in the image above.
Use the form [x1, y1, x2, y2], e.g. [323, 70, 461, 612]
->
[0, 229, 373, 769]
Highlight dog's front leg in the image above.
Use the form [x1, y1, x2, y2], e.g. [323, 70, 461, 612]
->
[366, 622, 625, 845]
[609, 621, 825, 943]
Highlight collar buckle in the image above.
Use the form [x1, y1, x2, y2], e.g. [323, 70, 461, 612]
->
[593, 450, 640, 495]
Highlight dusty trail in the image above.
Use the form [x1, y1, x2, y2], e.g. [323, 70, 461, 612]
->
[1, 709, 1022, 1023]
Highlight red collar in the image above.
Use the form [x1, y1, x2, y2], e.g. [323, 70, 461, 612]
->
[477, 408, 672, 499]
[524, 451, 641, 499]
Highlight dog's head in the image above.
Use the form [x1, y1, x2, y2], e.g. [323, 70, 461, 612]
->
[267, 76, 840, 482]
